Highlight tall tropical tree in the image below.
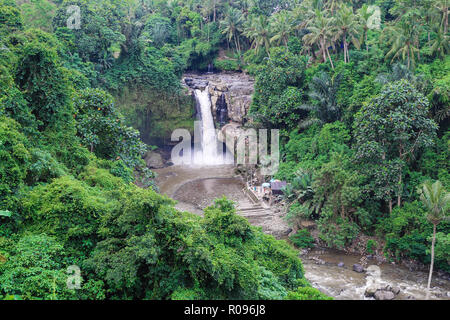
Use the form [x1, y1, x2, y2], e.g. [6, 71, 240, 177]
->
[302, 10, 335, 69]
[334, 3, 360, 63]
[295, 0, 325, 30]
[418, 181, 450, 300]
[243, 15, 271, 55]
[382, 18, 420, 69]
[429, 26, 450, 60]
[357, 4, 373, 51]
[434, 0, 448, 34]
[220, 6, 244, 54]
[325, 0, 340, 14]
[270, 10, 293, 48]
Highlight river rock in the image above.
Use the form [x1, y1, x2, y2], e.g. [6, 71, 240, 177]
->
[374, 290, 395, 300]
[299, 249, 309, 256]
[364, 285, 379, 298]
[391, 286, 401, 295]
[353, 264, 365, 273]
[144, 151, 165, 169]
[311, 257, 326, 265]
[381, 284, 392, 292]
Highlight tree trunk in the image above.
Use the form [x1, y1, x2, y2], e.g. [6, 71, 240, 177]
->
[346, 41, 349, 63]
[321, 39, 327, 63]
[343, 32, 348, 63]
[446, 9, 448, 34]
[426, 224, 437, 300]
[443, 7, 448, 34]
[365, 29, 368, 51]
[326, 46, 335, 70]
[407, 45, 411, 69]
[397, 173, 402, 208]
[235, 35, 241, 55]
[343, 40, 347, 63]
[389, 199, 393, 214]
[237, 35, 241, 54]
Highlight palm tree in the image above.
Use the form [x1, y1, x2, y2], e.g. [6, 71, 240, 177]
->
[334, 3, 360, 63]
[269, 10, 293, 48]
[376, 63, 417, 85]
[434, 0, 448, 34]
[243, 15, 271, 56]
[429, 27, 449, 60]
[376, 63, 431, 94]
[325, 0, 340, 14]
[299, 71, 342, 128]
[295, 0, 325, 29]
[382, 18, 420, 69]
[220, 6, 244, 54]
[284, 169, 321, 224]
[302, 10, 335, 69]
[357, 4, 373, 51]
[418, 181, 450, 300]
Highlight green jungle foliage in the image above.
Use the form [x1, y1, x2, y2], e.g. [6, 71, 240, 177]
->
[1, 0, 449, 300]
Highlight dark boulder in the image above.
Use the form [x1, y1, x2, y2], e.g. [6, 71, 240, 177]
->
[353, 264, 365, 273]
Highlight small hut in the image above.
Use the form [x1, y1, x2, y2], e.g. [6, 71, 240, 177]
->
[270, 181, 287, 196]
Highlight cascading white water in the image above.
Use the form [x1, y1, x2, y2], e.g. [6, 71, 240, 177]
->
[194, 87, 223, 165]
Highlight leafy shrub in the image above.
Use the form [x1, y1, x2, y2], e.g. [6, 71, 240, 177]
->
[286, 287, 332, 300]
[318, 209, 360, 250]
[378, 201, 450, 271]
[366, 239, 378, 255]
[0, 234, 75, 300]
[21, 176, 109, 256]
[27, 148, 67, 184]
[0, 116, 29, 207]
[290, 229, 315, 249]
[214, 58, 240, 71]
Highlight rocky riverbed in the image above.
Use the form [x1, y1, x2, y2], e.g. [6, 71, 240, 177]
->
[301, 248, 450, 300]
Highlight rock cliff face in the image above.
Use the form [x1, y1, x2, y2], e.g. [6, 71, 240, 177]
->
[183, 72, 254, 125]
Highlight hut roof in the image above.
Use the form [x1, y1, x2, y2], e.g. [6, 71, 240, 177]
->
[271, 181, 287, 192]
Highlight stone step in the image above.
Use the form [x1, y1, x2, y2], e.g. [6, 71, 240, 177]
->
[238, 209, 271, 218]
[244, 214, 272, 219]
[238, 207, 265, 212]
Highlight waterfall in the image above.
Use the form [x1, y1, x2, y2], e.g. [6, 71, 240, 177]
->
[194, 87, 222, 165]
